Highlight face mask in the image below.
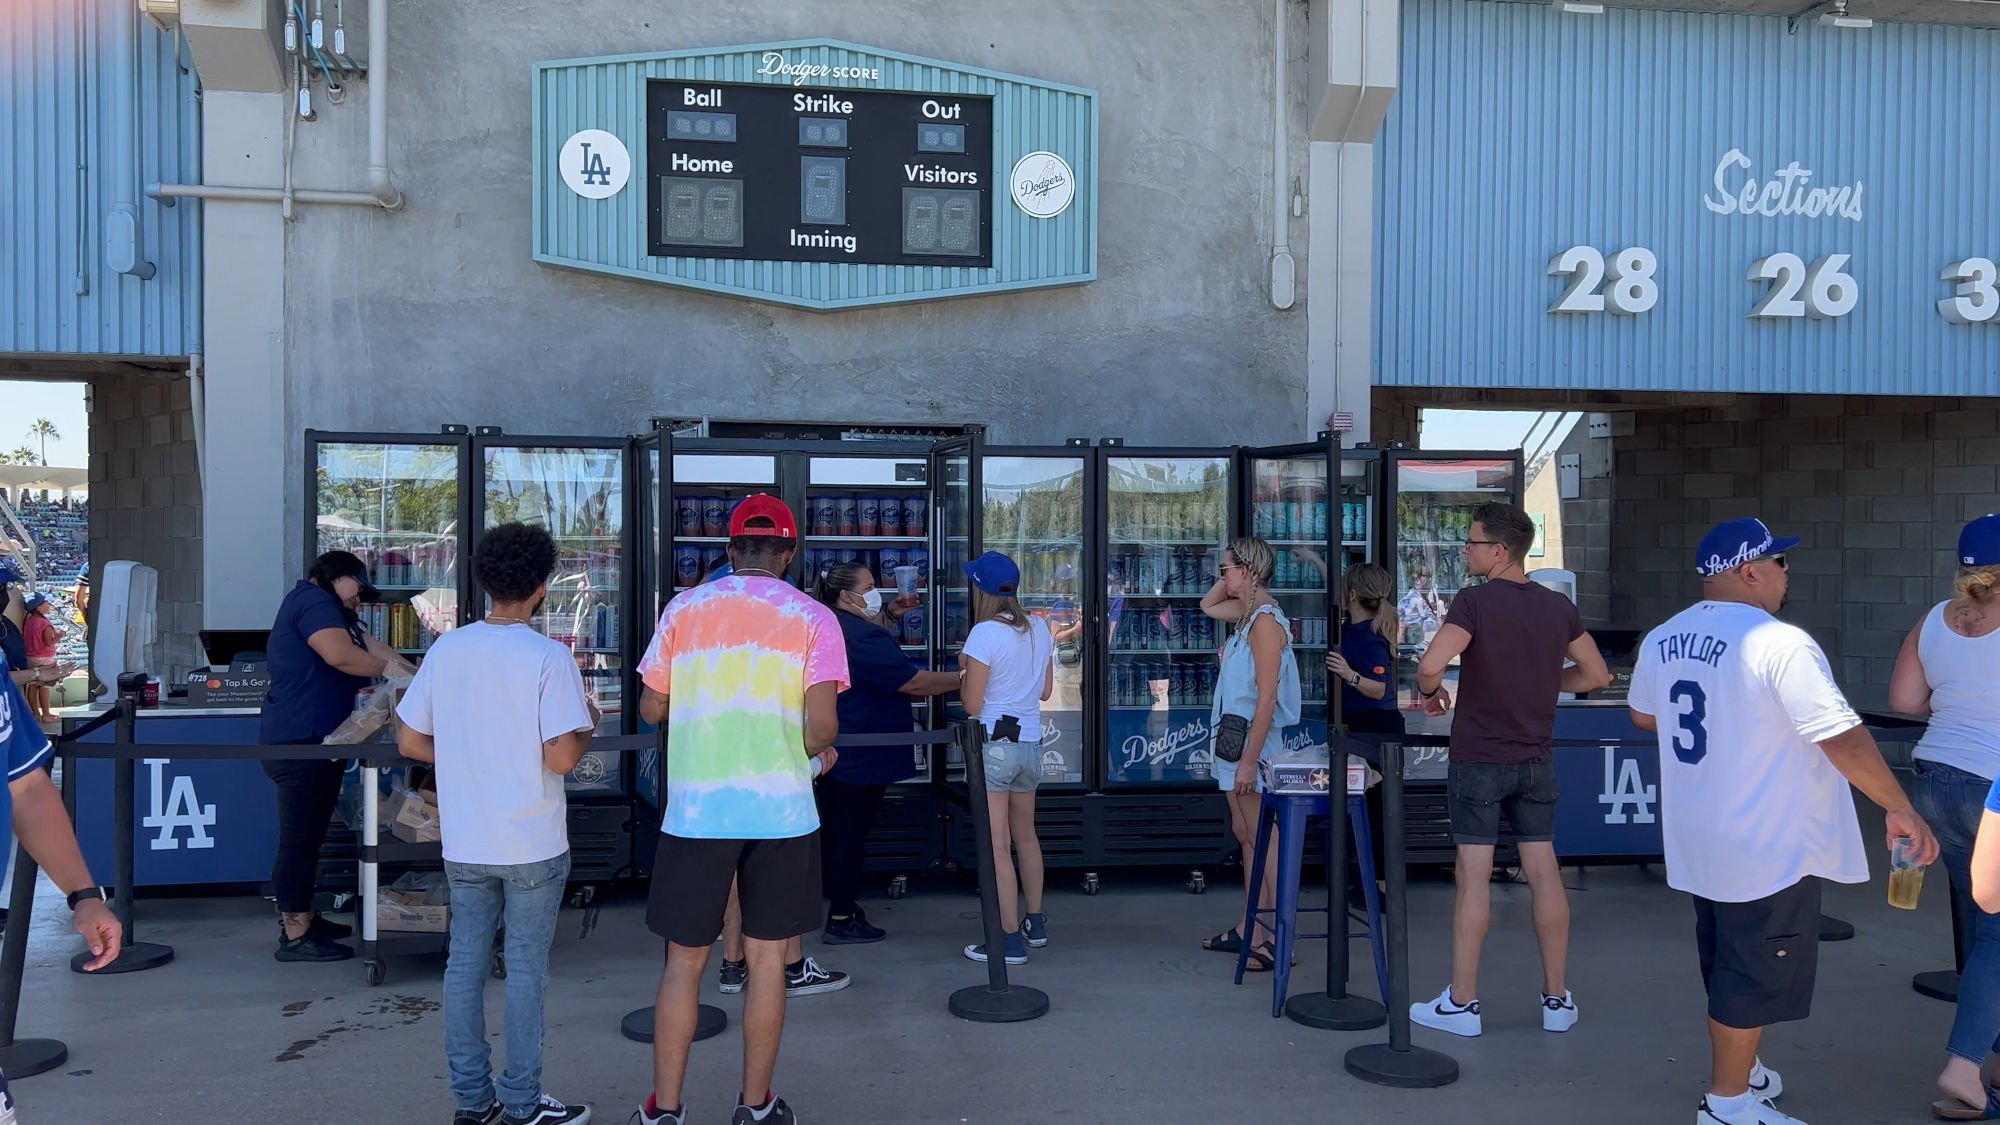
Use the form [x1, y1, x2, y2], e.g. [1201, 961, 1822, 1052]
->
[858, 588, 885, 616]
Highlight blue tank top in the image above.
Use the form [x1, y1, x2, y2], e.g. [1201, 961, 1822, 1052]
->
[1211, 603, 1301, 758]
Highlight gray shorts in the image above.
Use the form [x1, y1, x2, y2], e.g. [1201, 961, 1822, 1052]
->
[982, 740, 1041, 793]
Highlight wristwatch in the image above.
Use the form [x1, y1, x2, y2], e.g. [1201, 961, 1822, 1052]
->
[66, 886, 107, 911]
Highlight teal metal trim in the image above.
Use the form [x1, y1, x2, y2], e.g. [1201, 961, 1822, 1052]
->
[531, 38, 1096, 311]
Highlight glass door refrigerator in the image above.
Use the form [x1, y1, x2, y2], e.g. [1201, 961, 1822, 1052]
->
[1097, 447, 1233, 789]
[472, 433, 631, 799]
[305, 429, 471, 663]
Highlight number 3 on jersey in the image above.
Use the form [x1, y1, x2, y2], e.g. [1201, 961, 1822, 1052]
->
[1668, 680, 1708, 764]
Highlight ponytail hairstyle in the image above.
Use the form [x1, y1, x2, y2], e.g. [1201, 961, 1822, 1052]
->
[1957, 564, 2000, 605]
[1225, 536, 1278, 637]
[1344, 563, 1400, 644]
[812, 561, 871, 612]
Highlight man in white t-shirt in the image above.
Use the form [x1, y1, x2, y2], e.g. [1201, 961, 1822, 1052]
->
[1629, 518, 1940, 1125]
[399, 523, 597, 1125]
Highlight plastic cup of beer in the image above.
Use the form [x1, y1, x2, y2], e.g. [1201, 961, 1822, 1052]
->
[895, 565, 920, 598]
[1888, 836, 1926, 910]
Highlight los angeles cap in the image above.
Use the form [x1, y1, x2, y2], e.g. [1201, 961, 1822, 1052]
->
[1695, 517, 1801, 578]
[728, 494, 798, 539]
[963, 550, 1021, 595]
[1962, 514, 2000, 567]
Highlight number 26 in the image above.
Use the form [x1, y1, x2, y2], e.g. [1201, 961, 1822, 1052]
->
[1668, 680, 1708, 765]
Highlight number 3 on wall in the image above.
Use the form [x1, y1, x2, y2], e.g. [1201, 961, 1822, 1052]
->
[1668, 680, 1708, 765]
[1549, 246, 1659, 315]
[1749, 253, 1857, 318]
[1939, 258, 1999, 324]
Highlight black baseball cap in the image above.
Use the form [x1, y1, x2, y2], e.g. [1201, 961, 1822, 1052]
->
[314, 550, 381, 601]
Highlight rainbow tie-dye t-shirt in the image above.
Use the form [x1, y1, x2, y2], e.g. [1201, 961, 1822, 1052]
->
[638, 576, 850, 840]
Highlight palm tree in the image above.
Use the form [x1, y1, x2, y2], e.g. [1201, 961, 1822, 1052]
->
[26, 420, 57, 466]
[8, 447, 38, 466]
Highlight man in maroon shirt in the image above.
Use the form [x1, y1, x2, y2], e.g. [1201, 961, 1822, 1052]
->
[1411, 503, 1611, 1038]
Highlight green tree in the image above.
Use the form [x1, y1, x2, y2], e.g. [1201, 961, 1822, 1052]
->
[26, 419, 57, 466]
[7, 447, 37, 466]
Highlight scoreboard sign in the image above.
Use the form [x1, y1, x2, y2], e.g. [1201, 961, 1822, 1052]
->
[647, 81, 996, 267]
[534, 40, 1095, 311]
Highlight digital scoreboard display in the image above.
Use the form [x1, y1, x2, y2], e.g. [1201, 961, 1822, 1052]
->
[646, 80, 995, 267]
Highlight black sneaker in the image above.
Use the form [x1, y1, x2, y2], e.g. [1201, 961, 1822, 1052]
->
[451, 1102, 502, 1125]
[631, 1100, 683, 1125]
[275, 927, 354, 963]
[718, 958, 747, 995]
[309, 913, 353, 941]
[500, 1094, 590, 1125]
[822, 912, 886, 945]
[785, 956, 850, 997]
[731, 1095, 796, 1125]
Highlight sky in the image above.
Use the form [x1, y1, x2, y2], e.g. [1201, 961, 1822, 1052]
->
[1419, 409, 1545, 453]
[4, 382, 87, 468]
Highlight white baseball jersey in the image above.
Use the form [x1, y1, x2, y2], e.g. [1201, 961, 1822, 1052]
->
[1629, 600, 1868, 903]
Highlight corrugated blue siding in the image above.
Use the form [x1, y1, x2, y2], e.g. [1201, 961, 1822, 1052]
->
[1, 0, 201, 358]
[533, 40, 1096, 311]
[1376, 0, 2000, 396]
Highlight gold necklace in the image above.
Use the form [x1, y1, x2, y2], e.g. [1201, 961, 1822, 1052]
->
[487, 614, 532, 625]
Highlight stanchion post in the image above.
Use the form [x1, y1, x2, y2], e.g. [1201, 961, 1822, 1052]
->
[74, 696, 172, 975]
[0, 841, 68, 1076]
[1914, 881, 1967, 1002]
[1285, 736, 1385, 1031]
[621, 942, 728, 1045]
[1345, 739, 1457, 1088]
[948, 719, 1048, 1023]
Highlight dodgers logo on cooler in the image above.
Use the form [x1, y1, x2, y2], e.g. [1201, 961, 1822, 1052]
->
[559, 129, 631, 199]
[1010, 151, 1074, 219]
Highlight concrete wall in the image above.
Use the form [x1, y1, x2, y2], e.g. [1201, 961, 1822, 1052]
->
[88, 373, 204, 680]
[1611, 396, 1998, 709]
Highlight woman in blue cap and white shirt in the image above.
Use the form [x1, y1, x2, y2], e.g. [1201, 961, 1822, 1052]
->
[1197, 537, 1301, 973]
[959, 551, 1055, 966]
[1891, 513, 2000, 1120]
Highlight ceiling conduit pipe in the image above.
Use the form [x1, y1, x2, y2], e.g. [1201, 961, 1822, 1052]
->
[147, 0, 401, 210]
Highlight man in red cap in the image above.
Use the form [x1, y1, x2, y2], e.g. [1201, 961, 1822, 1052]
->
[633, 495, 848, 1125]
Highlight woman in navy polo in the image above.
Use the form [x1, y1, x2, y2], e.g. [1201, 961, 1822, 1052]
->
[259, 551, 408, 963]
[810, 561, 961, 944]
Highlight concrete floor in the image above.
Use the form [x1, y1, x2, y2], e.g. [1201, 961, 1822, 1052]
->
[5, 829, 1964, 1124]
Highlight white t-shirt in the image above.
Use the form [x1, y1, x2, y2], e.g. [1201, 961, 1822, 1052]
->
[1629, 600, 1868, 903]
[962, 616, 1054, 743]
[396, 622, 593, 866]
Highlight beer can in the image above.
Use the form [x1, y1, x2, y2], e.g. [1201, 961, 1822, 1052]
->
[675, 547, 702, 588]
[699, 496, 727, 538]
[858, 496, 881, 537]
[901, 606, 925, 646]
[837, 497, 860, 537]
[877, 548, 902, 584]
[678, 496, 703, 538]
[902, 497, 927, 536]
[814, 496, 839, 537]
[877, 497, 902, 537]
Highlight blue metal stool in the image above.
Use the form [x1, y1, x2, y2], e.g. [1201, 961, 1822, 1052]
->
[1235, 791, 1388, 1018]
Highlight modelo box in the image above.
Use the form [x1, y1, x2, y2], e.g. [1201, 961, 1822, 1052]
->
[185, 661, 271, 707]
[1259, 750, 1371, 796]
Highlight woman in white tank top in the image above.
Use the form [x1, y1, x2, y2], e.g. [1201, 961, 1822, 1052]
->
[1890, 513, 2000, 1119]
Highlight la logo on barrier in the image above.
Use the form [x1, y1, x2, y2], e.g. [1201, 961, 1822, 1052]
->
[1599, 745, 1657, 826]
[142, 758, 216, 850]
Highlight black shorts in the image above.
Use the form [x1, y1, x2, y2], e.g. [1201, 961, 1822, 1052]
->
[646, 832, 823, 948]
[1694, 877, 1821, 1030]
[1448, 759, 1558, 845]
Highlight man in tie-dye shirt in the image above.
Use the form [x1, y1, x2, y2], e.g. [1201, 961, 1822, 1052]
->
[634, 494, 847, 1125]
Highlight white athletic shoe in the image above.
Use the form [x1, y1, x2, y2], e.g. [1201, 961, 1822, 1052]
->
[1541, 990, 1579, 1033]
[1409, 986, 1482, 1037]
[1696, 1093, 1805, 1125]
[1748, 1060, 1784, 1101]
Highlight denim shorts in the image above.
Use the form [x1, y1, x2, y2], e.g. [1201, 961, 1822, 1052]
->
[1447, 759, 1559, 845]
[982, 740, 1041, 793]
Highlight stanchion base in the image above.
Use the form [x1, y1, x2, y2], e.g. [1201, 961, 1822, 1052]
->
[72, 941, 173, 975]
[1285, 992, 1387, 1031]
[1913, 970, 1961, 1003]
[0, 1038, 68, 1078]
[1819, 915, 1855, 943]
[1345, 1042, 1460, 1088]
[620, 1004, 727, 1044]
[948, 984, 1049, 1023]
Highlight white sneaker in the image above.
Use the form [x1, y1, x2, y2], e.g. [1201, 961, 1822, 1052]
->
[1696, 1092, 1805, 1125]
[1748, 1060, 1784, 1101]
[1541, 990, 1579, 1032]
[1409, 986, 1482, 1037]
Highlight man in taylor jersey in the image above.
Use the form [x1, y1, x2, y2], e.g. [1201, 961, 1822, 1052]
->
[1629, 518, 1939, 1125]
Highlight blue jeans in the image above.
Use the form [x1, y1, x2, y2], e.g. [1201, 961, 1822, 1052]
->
[1911, 761, 2000, 1065]
[443, 853, 570, 1115]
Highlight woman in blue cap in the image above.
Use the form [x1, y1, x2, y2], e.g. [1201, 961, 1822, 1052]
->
[1892, 513, 2000, 1120]
[959, 550, 1055, 966]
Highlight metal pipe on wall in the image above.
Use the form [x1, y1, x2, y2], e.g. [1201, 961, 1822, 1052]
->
[146, 0, 401, 210]
[187, 354, 205, 487]
[1270, 0, 1296, 310]
[109, 0, 158, 280]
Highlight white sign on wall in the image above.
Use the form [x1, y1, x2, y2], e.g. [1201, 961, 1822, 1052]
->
[559, 129, 631, 199]
[1701, 148, 1864, 223]
[1010, 151, 1075, 218]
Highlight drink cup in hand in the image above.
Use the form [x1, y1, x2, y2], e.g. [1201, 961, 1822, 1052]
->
[1888, 836, 1926, 910]
[895, 565, 920, 598]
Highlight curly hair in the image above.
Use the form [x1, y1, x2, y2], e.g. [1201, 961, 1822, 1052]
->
[475, 522, 557, 603]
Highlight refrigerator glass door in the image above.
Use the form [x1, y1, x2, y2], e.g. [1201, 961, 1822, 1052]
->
[1245, 451, 1332, 752]
[1390, 456, 1520, 711]
[481, 445, 628, 794]
[1102, 456, 1229, 786]
[984, 455, 1088, 788]
[313, 439, 462, 659]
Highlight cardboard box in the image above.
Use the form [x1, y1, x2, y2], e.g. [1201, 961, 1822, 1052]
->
[185, 660, 271, 707]
[377, 888, 449, 932]
[390, 788, 442, 843]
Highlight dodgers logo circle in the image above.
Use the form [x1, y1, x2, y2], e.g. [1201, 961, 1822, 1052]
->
[560, 129, 631, 199]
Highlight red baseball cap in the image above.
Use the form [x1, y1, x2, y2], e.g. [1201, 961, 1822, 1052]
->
[728, 493, 798, 539]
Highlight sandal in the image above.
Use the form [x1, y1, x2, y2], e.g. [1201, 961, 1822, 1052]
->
[1935, 1090, 2000, 1120]
[1242, 942, 1277, 973]
[1202, 927, 1244, 954]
